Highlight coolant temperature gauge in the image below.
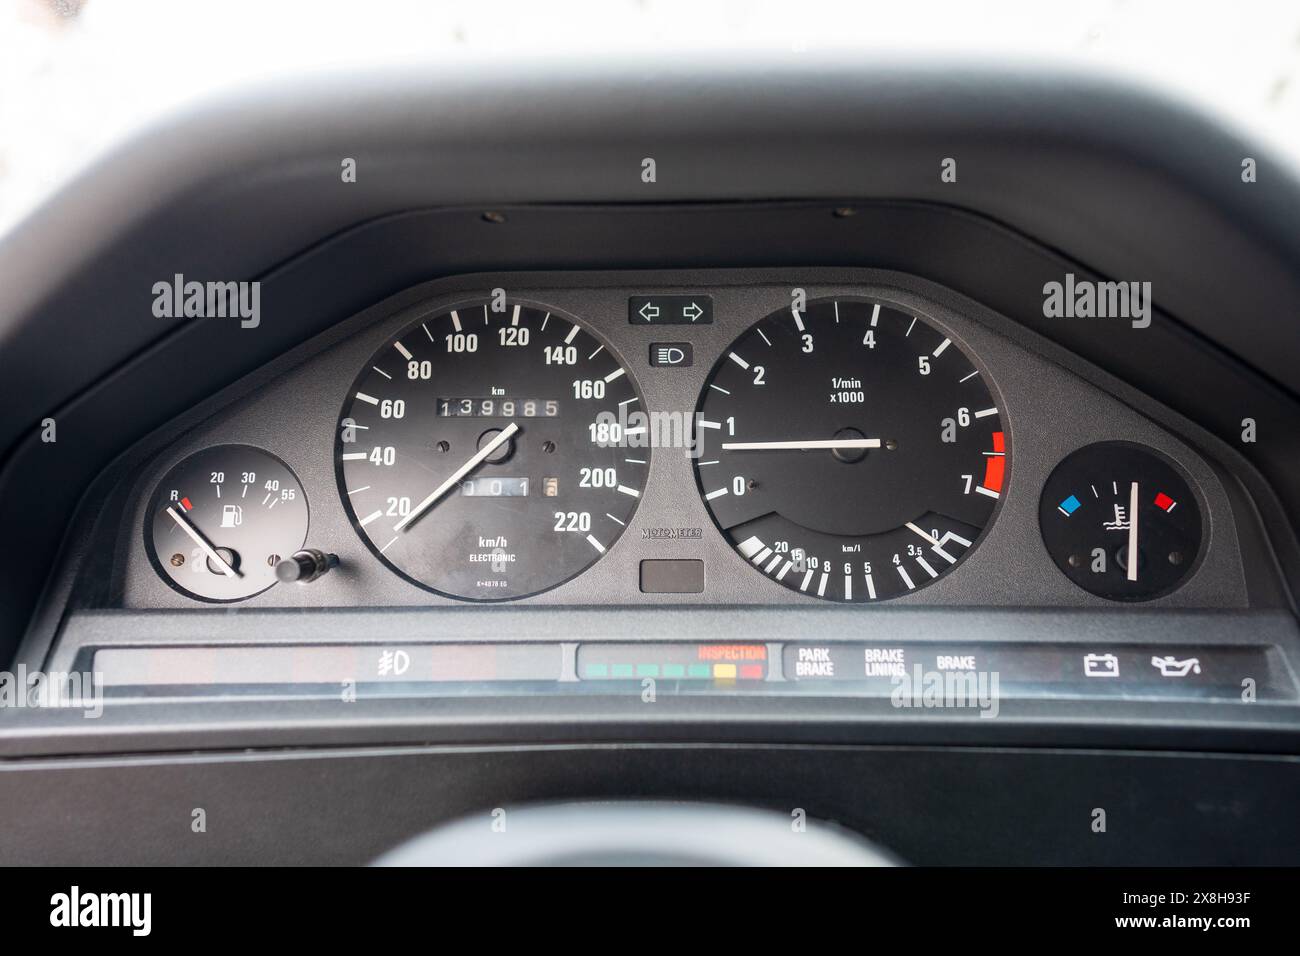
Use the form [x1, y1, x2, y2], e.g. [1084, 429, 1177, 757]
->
[1039, 441, 1202, 601]
[147, 445, 309, 601]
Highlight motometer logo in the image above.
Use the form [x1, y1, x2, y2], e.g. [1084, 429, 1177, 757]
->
[50, 886, 151, 937]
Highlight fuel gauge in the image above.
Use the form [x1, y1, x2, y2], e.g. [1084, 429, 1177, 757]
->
[147, 445, 309, 601]
[1039, 441, 1202, 601]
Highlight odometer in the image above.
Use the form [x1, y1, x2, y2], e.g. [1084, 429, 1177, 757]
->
[693, 298, 1007, 602]
[337, 300, 646, 601]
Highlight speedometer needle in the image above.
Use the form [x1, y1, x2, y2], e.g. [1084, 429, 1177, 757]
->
[393, 422, 519, 533]
[166, 505, 239, 578]
[721, 438, 883, 451]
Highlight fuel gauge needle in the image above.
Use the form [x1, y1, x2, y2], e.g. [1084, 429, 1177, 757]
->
[1126, 481, 1139, 582]
[166, 505, 239, 578]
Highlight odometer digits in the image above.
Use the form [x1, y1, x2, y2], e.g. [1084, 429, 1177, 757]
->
[437, 397, 560, 417]
[694, 298, 1007, 602]
[338, 301, 645, 600]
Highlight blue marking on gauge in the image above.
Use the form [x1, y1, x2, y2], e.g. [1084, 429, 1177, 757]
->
[1057, 494, 1082, 517]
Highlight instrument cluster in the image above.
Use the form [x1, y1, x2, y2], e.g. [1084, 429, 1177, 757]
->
[131, 273, 1238, 610]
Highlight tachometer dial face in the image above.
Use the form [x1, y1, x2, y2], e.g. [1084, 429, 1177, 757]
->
[1039, 441, 1202, 601]
[147, 445, 309, 602]
[337, 301, 646, 601]
[693, 298, 1007, 602]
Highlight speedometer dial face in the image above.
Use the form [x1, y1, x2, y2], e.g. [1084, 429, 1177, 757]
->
[694, 298, 1007, 602]
[337, 301, 646, 601]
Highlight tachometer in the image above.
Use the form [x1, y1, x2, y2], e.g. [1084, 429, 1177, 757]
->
[337, 300, 646, 600]
[693, 298, 1007, 602]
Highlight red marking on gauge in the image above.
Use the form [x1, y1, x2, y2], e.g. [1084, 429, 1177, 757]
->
[180, 497, 194, 511]
[982, 431, 1006, 493]
[696, 644, 767, 662]
[1154, 491, 1177, 513]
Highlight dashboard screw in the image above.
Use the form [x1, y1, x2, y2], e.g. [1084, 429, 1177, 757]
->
[543, 440, 556, 454]
[170, 553, 185, 567]
[436, 440, 450, 453]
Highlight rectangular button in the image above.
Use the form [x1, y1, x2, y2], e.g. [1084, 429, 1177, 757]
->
[629, 294, 713, 325]
[649, 342, 693, 367]
[639, 559, 705, 593]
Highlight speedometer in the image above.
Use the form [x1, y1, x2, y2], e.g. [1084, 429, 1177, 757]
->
[337, 300, 646, 601]
[693, 297, 1007, 602]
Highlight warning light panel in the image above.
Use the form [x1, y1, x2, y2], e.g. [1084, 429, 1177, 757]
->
[577, 643, 769, 681]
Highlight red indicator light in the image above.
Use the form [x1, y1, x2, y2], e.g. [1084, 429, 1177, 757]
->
[696, 644, 767, 662]
[739, 663, 764, 680]
[1154, 492, 1176, 513]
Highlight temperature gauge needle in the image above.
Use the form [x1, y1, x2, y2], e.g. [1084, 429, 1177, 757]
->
[166, 505, 239, 578]
[721, 438, 883, 451]
[394, 422, 519, 533]
[1127, 480, 1139, 582]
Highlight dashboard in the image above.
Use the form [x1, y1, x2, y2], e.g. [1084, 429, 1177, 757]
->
[26, 268, 1291, 711]
[2, 58, 1300, 867]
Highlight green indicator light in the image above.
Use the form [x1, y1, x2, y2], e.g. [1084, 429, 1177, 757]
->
[611, 663, 635, 678]
[662, 664, 686, 678]
[585, 663, 609, 678]
[687, 664, 711, 679]
[636, 664, 660, 677]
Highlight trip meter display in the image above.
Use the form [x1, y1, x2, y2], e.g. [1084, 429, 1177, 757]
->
[693, 298, 1007, 602]
[337, 300, 646, 601]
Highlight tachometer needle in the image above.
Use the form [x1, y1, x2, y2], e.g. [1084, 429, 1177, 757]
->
[166, 505, 239, 578]
[394, 422, 520, 533]
[1127, 480, 1139, 582]
[721, 438, 883, 451]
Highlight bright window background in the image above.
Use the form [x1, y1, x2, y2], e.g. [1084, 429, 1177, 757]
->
[3, 0, 1299, 235]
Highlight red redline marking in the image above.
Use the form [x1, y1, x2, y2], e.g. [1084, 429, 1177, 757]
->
[982, 456, 1005, 494]
[180, 497, 193, 511]
[1154, 492, 1176, 512]
[981, 431, 1006, 493]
